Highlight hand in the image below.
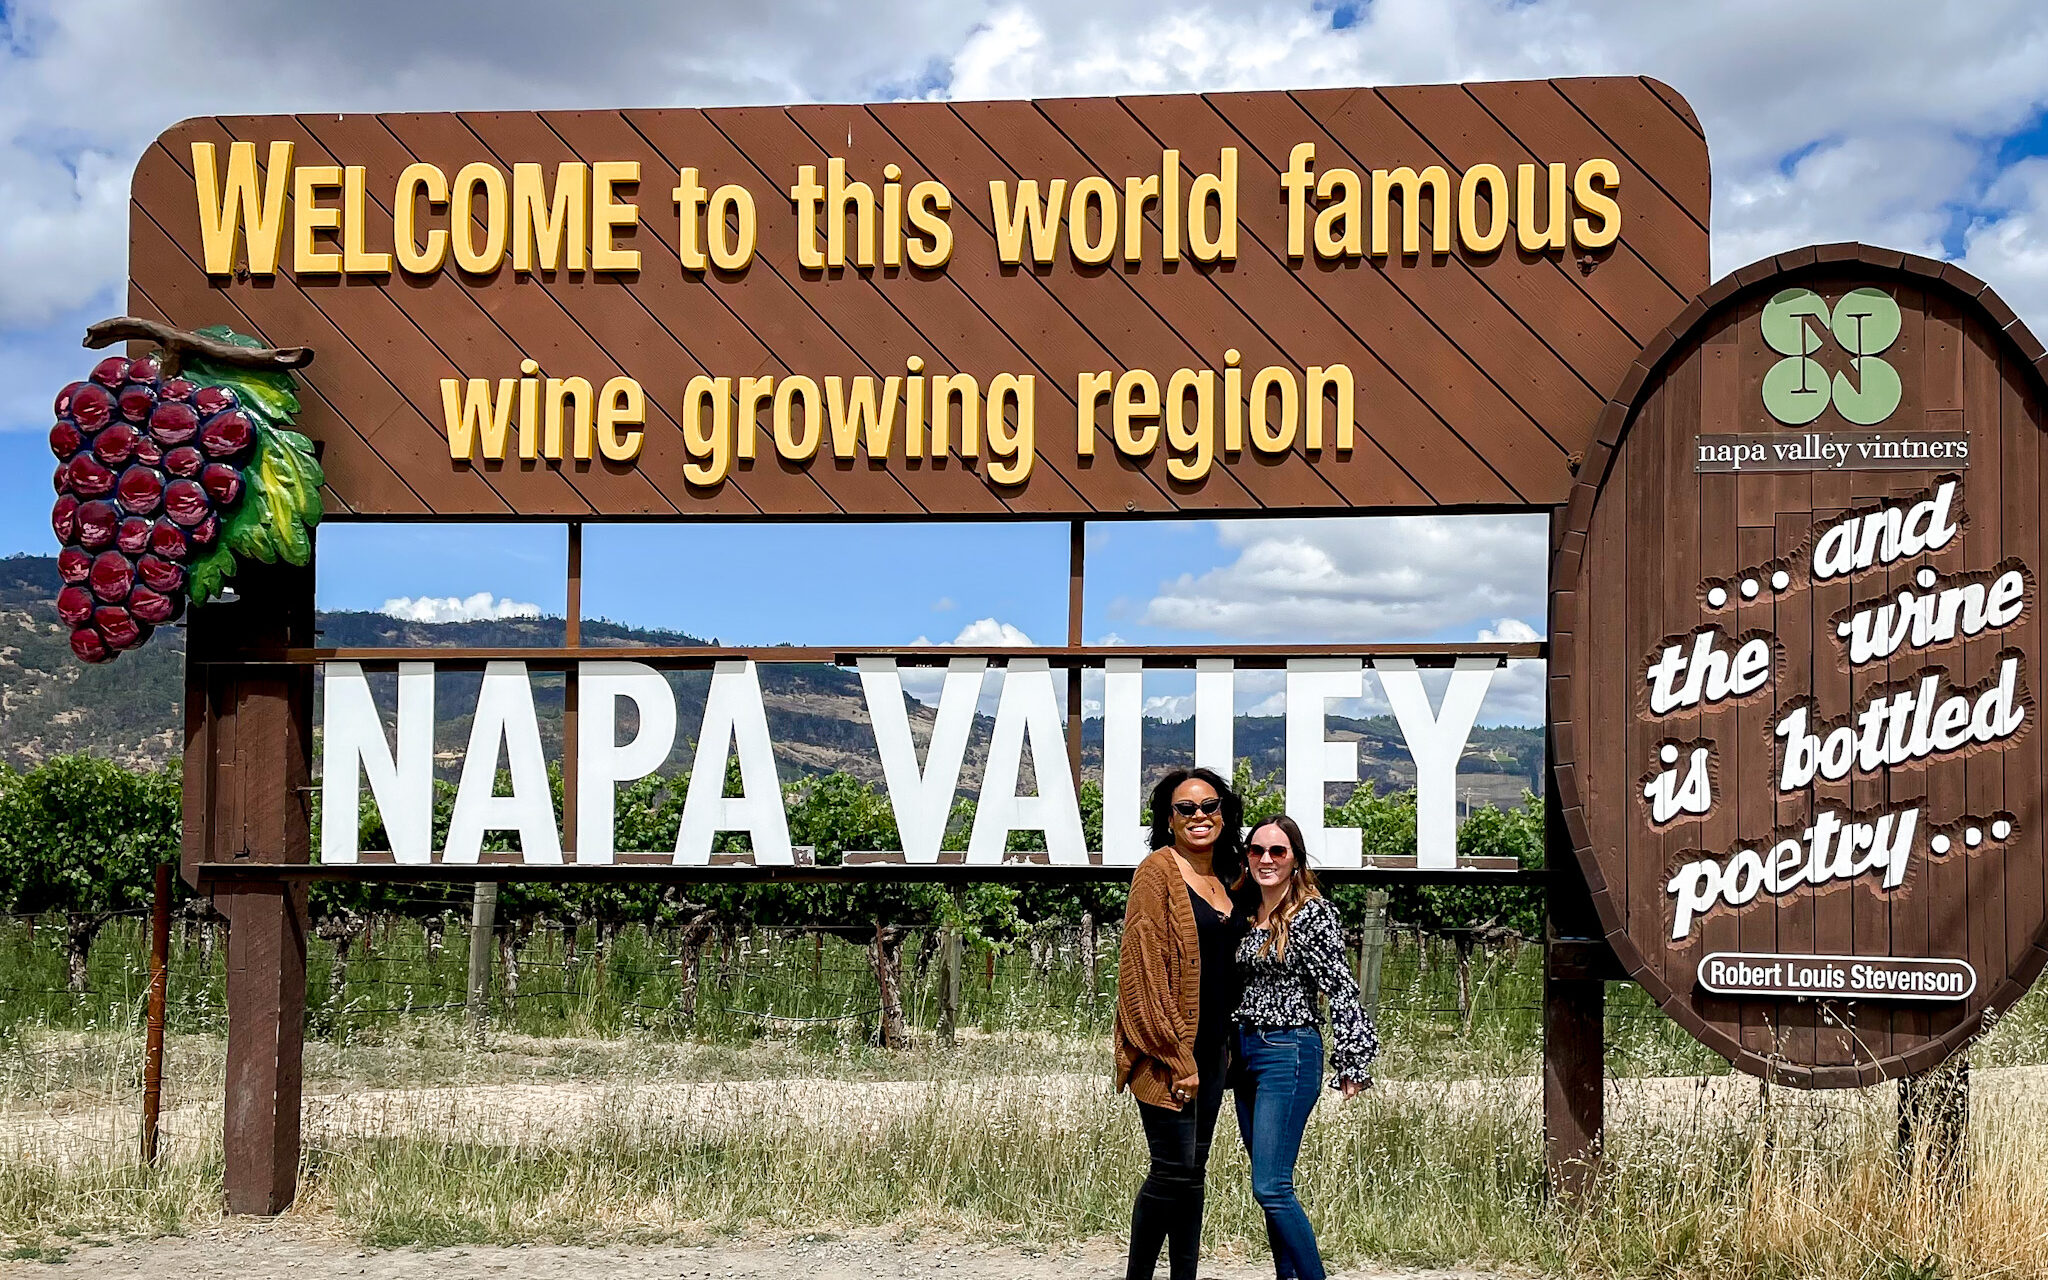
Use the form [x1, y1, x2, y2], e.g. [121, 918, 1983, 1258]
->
[1172, 1072, 1200, 1103]
[1340, 1080, 1365, 1101]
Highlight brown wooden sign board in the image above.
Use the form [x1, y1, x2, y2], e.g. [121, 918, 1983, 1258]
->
[1552, 245, 2048, 1088]
[128, 78, 1708, 520]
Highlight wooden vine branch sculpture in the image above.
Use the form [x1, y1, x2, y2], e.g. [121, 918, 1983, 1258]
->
[83, 317, 315, 375]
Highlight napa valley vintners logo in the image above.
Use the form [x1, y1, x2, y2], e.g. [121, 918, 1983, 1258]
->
[1692, 282, 1949, 474]
[1692, 281, 1962, 474]
[1761, 286, 1904, 426]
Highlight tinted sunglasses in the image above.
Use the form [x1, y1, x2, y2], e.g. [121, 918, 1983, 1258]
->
[1246, 843, 1294, 861]
[1171, 798, 1223, 817]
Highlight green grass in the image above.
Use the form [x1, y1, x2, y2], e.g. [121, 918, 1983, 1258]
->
[0, 913, 1730, 1083]
[8, 914, 2048, 1276]
[10, 1065, 2045, 1280]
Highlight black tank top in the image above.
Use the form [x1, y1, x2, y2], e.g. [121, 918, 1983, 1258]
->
[1188, 885, 1243, 1065]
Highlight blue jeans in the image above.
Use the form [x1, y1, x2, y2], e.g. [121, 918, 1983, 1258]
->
[1234, 1025, 1325, 1280]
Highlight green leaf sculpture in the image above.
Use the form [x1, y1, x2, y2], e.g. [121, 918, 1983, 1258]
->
[175, 327, 323, 604]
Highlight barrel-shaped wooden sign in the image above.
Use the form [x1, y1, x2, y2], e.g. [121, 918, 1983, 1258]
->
[1552, 244, 2048, 1087]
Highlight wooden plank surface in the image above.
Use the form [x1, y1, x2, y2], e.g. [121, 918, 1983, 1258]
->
[129, 80, 1709, 518]
[182, 558, 315, 1213]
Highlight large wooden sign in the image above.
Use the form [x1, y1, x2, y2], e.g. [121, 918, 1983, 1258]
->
[126, 79, 1708, 519]
[1552, 246, 2048, 1087]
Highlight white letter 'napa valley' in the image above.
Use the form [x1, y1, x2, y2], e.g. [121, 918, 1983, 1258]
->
[575, 661, 678, 863]
[316, 656, 1495, 868]
[677, 660, 792, 865]
[859, 657, 983, 863]
[445, 661, 562, 863]
[320, 661, 435, 864]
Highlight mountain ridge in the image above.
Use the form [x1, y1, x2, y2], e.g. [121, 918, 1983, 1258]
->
[0, 553, 1541, 803]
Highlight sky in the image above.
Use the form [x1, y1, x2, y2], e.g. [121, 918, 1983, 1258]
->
[6, 0, 2048, 727]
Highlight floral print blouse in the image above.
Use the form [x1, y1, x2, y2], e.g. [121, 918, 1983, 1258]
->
[1232, 895, 1378, 1089]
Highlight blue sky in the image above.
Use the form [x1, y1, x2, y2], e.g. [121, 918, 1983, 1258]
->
[314, 515, 1547, 649]
[9, 0, 2048, 728]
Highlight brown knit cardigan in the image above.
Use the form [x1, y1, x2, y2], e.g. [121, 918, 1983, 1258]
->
[1113, 846, 1202, 1110]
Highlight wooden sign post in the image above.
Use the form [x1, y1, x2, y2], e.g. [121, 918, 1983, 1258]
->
[179, 556, 315, 1213]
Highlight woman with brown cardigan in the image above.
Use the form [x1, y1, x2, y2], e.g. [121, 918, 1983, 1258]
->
[1113, 765, 1251, 1280]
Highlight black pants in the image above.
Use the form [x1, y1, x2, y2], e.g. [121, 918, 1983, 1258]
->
[1127, 1043, 1228, 1280]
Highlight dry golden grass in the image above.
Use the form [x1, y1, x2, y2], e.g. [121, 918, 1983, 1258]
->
[6, 1017, 2048, 1279]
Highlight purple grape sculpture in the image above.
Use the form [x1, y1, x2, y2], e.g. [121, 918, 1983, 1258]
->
[49, 323, 320, 662]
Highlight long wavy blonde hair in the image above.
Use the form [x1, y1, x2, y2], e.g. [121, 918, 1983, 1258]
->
[1248, 815, 1321, 961]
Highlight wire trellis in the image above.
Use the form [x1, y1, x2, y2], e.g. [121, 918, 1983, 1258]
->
[0, 898, 1702, 1065]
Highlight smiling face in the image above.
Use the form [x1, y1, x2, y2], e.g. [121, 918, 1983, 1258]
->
[1246, 821, 1297, 891]
[1168, 777, 1223, 855]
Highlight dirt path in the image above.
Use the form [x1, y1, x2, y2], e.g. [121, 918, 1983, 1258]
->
[11, 1225, 1503, 1279]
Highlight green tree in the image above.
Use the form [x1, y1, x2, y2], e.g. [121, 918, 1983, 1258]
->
[0, 755, 181, 990]
[1319, 785, 1545, 937]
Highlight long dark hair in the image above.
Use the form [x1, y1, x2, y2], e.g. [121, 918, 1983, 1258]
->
[1245, 815, 1320, 960]
[1147, 766, 1247, 889]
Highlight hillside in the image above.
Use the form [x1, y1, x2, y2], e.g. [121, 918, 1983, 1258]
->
[0, 553, 1541, 800]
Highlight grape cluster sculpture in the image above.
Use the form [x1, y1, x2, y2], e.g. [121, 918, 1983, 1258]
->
[49, 322, 320, 662]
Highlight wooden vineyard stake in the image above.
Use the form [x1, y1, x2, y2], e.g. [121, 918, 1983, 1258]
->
[467, 883, 498, 1043]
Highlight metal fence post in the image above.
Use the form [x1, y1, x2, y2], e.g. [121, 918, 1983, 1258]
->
[141, 860, 171, 1165]
[1358, 887, 1389, 1015]
[466, 882, 498, 1041]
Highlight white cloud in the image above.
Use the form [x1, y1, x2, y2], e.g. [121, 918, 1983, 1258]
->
[1959, 158, 2048, 324]
[914, 617, 1035, 647]
[381, 592, 543, 623]
[1140, 690, 1202, 722]
[931, 596, 956, 612]
[903, 617, 1036, 709]
[1484, 661, 1546, 727]
[1472, 618, 1548, 725]
[1143, 515, 1549, 641]
[939, 0, 2048, 283]
[1478, 618, 1542, 645]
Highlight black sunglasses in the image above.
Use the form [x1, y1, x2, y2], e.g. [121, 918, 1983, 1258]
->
[1171, 798, 1223, 817]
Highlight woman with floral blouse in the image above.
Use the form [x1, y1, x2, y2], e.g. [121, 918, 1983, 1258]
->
[1232, 814, 1377, 1280]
